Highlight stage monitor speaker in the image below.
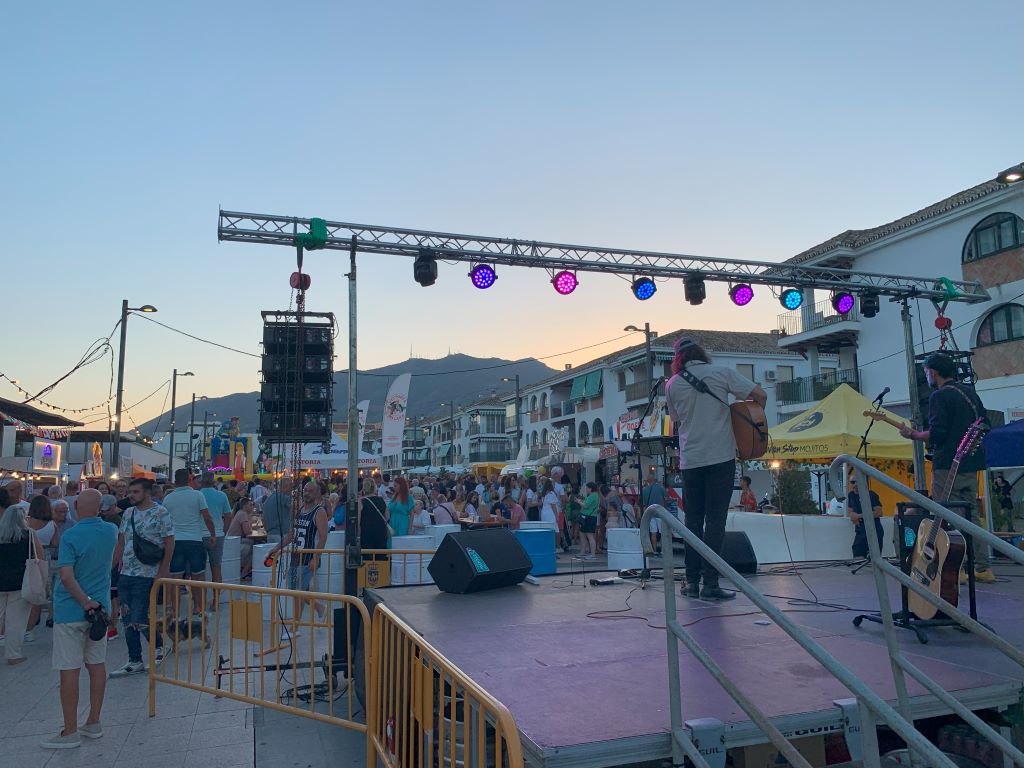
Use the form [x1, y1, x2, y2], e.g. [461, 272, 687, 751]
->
[720, 531, 758, 574]
[428, 529, 532, 594]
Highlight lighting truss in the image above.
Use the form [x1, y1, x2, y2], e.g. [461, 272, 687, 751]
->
[218, 210, 991, 304]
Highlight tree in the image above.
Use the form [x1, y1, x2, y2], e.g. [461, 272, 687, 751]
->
[776, 464, 819, 515]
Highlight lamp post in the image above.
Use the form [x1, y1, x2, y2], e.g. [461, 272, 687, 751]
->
[440, 401, 456, 467]
[111, 300, 158, 473]
[167, 370, 194, 479]
[201, 410, 216, 471]
[996, 163, 1024, 185]
[501, 374, 521, 458]
[188, 394, 208, 473]
[624, 323, 657, 389]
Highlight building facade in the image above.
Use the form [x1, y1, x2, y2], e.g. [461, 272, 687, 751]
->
[774, 173, 1024, 423]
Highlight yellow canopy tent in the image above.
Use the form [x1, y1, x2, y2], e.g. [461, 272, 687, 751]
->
[766, 383, 915, 514]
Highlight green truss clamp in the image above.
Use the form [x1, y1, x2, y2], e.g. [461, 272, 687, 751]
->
[296, 217, 328, 250]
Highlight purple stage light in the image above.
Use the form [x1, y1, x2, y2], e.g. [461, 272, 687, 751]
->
[832, 291, 855, 315]
[729, 283, 754, 306]
[469, 264, 497, 289]
[552, 271, 578, 295]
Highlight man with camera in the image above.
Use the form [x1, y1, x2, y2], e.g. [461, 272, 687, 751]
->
[42, 489, 118, 749]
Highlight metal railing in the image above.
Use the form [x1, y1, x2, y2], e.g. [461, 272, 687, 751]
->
[368, 603, 525, 768]
[550, 401, 576, 418]
[147, 578, 371, 737]
[777, 297, 860, 336]
[638, 501, 1017, 768]
[469, 450, 512, 462]
[775, 367, 860, 405]
[625, 379, 663, 402]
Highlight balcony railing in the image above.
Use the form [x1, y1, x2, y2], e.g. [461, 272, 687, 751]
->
[528, 446, 548, 460]
[775, 368, 860, 405]
[625, 379, 664, 403]
[778, 297, 860, 337]
[550, 401, 576, 418]
[469, 450, 511, 463]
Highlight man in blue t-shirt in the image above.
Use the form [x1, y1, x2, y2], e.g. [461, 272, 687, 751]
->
[199, 471, 233, 597]
[43, 488, 118, 749]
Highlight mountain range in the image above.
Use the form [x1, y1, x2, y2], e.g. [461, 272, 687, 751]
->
[137, 354, 558, 435]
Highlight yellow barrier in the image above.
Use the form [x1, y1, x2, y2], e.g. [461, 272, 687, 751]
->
[147, 578, 370, 735]
[368, 603, 525, 768]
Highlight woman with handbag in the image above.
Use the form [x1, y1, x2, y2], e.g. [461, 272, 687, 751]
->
[358, 477, 390, 554]
[0, 493, 42, 664]
[26, 495, 57, 640]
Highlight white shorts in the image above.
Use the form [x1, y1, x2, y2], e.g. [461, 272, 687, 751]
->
[53, 621, 108, 670]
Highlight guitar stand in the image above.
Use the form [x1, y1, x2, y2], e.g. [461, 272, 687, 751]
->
[849, 556, 872, 575]
[853, 502, 983, 644]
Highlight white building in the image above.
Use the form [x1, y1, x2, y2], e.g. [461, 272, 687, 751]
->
[775, 171, 1024, 423]
[425, 397, 509, 469]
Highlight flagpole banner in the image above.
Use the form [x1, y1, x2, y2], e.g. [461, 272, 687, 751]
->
[381, 374, 411, 458]
[356, 399, 370, 452]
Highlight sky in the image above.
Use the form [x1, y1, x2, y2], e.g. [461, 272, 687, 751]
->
[2, 1, 1022, 429]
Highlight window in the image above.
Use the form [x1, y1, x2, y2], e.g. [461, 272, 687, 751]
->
[578, 421, 590, 445]
[617, 371, 626, 391]
[776, 365, 795, 382]
[592, 418, 604, 442]
[977, 304, 1024, 346]
[662, 362, 672, 379]
[963, 213, 1024, 262]
[174, 442, 189, 454]
[736, 364, 755, 381]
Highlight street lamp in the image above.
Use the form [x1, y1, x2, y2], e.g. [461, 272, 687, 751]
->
[111, 300, 157, 472]
[996, 163, 1024, 185]
[501, 375, 521, 458]
[624, 323, 657, 389]
[440, 401, 456, 467]
[167, 370, 194, 479]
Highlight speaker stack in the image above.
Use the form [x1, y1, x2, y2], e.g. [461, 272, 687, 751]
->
[259, 311, 335, 442]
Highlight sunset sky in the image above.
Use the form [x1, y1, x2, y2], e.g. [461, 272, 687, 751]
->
[3, 1, 1022, 428]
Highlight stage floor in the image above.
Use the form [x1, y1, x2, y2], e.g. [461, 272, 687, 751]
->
[368, 561, 1024, 768]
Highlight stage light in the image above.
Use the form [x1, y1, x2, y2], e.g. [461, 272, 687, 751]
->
[831, 290, 855, 315]
[631, 277, 657, 301]
[552, 270, 578, 295]
[729, 283, 754, 306]
[413, 247, 438, 287]
[468, 264, 497, 290]
[684, 274, 706, 306]
[779, 288, 803, 311]
[860, 291, 880, 318]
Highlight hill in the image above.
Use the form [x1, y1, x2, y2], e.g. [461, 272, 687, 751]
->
[137, 354, 557, 434]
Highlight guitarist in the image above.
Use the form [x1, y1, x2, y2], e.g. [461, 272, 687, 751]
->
[899, 353, 994, 583]
[666, 337, 766, 601]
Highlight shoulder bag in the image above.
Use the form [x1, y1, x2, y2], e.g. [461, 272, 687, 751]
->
[130, 508, 166, 566]
[369, 497, 394, 538]
[21, 532, 49, 605]
[676, 367, 769, 460]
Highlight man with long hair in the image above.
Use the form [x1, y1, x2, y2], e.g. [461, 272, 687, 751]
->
[666, 337, 766, 600]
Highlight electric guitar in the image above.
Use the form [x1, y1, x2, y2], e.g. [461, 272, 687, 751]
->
[906, 418, 985, 620]
[862, 410, 911, 431]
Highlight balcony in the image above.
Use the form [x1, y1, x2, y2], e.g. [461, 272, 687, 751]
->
[550, 401, 576, 419]
[469, 449, 511, 463]
[777, 298, 860, 352]
[625, 379, 664, 403]
[775, 368, 861, 406]
[528, 446, 548, 460]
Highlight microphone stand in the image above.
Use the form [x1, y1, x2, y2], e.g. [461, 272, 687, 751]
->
[849, 393, 886, 574]
[631, 376, 665, 579]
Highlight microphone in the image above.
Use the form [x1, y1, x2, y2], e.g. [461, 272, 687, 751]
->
[872, 387, 890, 405]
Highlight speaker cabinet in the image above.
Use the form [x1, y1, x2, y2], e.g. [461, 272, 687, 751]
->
[428, 529, 532, 594]
[720, 531, 758, 574]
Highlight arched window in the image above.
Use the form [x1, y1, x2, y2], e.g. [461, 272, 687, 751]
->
[540, 393, 548, 410]
[531, 431, 538, 446]
[541, 429, 548, 447]
[530, 395, 537, 412]
[963, 212, 1024, 263]
[976, 303, 1024, 347]
[578, 421, 590, 445]
[592, 418, 604, 442]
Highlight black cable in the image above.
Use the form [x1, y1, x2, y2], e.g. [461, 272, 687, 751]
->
[136, 314, 261, 358]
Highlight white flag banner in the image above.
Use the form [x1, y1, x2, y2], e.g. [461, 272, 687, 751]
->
[381, 374, 411, 458]
[356, 400, 370, 452]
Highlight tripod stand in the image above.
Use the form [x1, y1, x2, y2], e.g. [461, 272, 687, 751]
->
[852, 501, 983, 644]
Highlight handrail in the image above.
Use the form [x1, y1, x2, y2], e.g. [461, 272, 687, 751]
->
[640, 504, 962, 768]
[829, 454, 1024, 767]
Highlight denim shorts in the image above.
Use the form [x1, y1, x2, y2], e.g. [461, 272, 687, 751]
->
[288, 564, 314, 591]
[117, 574, 154, 626]
[170, 540, 207, 575]
[206, 536, 224, 567]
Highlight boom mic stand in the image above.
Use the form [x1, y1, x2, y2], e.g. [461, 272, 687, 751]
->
[849, 390, 887, 574]
[631, 376, 666, 579]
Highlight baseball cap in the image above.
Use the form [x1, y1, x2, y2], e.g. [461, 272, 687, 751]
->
[100, 494, 118, 512]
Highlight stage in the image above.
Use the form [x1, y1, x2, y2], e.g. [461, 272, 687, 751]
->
[366, 561, 1024, 768]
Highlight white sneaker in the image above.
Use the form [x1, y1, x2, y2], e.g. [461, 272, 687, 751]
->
[0, 634, 5, 646]
[153, 646, 165, 665]
[24, 630, 35, 643]
[109, 661, 147, 677]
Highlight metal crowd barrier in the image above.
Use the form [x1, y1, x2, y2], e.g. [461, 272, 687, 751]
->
[640, 503, 992, 768]
[368, 603, 525, 768]
[147, 577, 370, 735]
[828, 454, 1024, 767]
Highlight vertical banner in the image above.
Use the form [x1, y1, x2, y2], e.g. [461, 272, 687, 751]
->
[381, 374, 411, 459]
[356, 400, 370, 453]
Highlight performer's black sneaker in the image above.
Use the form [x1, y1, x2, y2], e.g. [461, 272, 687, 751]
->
[700, 586, 736, 601]
[683, 583, 700, 598]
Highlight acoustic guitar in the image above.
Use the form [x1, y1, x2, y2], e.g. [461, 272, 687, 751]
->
[905, 418, 985, 620]
[731, 400, 769, 460]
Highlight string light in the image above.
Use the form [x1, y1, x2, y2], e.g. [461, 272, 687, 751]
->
[0, 373, 115, 414]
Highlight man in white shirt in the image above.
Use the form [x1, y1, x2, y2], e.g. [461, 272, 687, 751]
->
[163, 469, 215, 615]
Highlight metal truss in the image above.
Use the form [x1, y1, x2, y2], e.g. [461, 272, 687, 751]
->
[218, 210, 990, 304]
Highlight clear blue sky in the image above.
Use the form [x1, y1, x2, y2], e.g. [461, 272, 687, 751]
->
[2, 1, 1022, 426]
